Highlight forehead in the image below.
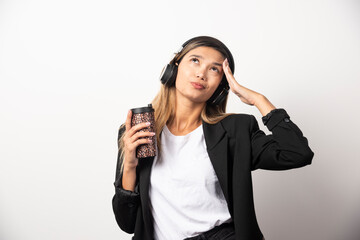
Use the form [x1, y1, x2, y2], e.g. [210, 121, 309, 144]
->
[184, 46, 224, 61]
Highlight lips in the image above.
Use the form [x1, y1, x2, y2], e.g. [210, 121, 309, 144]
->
[190, 82, 205, 89]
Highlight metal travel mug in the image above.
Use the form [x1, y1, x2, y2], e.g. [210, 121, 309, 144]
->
[131, 104, 156, 158]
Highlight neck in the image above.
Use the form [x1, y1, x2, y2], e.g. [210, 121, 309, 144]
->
[167, 94, 205, 136]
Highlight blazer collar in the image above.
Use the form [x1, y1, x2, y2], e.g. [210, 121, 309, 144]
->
[202, 120, 227, 150]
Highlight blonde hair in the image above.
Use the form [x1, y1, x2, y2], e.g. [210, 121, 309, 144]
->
[118, 36, 235, 174]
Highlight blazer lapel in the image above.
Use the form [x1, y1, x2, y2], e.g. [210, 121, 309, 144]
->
[138, 156, 154, 238]
[202, 121, 230, 206]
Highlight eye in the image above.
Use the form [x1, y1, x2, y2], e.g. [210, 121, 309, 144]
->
[190, 57, 199, 63]
[211, 67, 219, 72]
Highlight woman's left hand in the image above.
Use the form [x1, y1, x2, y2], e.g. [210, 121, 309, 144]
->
[222, 58, 262, 106]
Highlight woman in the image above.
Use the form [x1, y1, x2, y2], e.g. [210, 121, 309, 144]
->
[112, 36, 314, 240]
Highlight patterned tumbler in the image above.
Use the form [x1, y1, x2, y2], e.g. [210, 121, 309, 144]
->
[131, 104, 156, 158]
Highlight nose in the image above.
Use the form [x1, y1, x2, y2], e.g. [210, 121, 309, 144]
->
[196, 67, 207, 81]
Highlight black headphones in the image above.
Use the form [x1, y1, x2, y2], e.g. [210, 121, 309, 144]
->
[159, 36, 235, 105]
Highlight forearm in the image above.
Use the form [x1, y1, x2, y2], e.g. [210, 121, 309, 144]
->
[122, 164, 137, 191]
[254, 94, 276, 117]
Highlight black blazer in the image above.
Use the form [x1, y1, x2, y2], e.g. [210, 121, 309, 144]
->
[112, 109, 314, 240]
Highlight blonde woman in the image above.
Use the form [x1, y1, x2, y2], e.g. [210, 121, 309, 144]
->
[112, 36, 314, 240]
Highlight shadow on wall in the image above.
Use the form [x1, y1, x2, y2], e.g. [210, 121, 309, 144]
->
[348, 207, 360, 240]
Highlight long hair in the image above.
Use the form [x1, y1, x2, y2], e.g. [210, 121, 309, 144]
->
[119, 36, 235, 173]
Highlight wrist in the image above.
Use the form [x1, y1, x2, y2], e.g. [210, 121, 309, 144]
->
[253, 94, 265, 107]
[254, 95, 276, 116]
[122, 163, 137, 192]
[123, 162, 137, 172]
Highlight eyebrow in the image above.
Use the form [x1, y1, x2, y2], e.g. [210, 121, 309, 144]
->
[188, 54, 223, 67]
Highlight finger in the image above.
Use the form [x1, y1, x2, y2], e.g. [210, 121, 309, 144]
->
[125, 137, 151, 153]
[223, 58, 231, 73]
[132, 138, 153, 148]
[223, 58, 235, 83]
[128, 122, 151, 137]
[223, 58, 234, 78]
[223, 59, 232, 81]
[130, 131, 155, 143]
[125, 110, 132, 132]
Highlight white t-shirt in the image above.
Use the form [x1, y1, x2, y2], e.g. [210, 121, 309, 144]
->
[149, 124, 232, 240]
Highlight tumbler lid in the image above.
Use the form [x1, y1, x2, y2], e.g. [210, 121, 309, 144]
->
[131, 104, 154, 114]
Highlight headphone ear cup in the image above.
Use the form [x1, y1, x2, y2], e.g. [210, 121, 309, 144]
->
[212, 88, 229, 105]
[160, 64, 178, 87]
[207, 80, 230, 105]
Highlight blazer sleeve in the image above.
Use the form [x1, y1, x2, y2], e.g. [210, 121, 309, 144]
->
[112, 124, 140, 233]
[250, 108, 314, 170]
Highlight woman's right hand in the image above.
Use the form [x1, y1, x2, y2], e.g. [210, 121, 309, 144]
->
[123, 110, 155, 170]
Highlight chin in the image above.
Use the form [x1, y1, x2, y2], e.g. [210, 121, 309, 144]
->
[188, 96, 210, 104]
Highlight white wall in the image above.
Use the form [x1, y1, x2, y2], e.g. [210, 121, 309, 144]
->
[0, 0, 359, 239]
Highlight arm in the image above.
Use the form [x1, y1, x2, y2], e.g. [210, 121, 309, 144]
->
[112, 110, 154, 233]
[112, 124, 139, 233]
[222, 58, 314, 170]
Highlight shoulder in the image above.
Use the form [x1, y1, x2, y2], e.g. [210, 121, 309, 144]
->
[221, 113, 255, 124]
[203, 113, 257, 138]
[221, 113, 257, 136]
[221, 113, 257, 128]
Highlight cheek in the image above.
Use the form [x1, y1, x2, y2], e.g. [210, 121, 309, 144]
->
[210, 78, 223, 91]
[175, 71, 185, 88]
[175, 66, 191, 87]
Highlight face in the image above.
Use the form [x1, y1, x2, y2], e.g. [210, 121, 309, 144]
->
[175, 46, 225, 104]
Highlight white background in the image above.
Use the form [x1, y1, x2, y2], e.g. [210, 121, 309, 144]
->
[0, 0, 359, 239]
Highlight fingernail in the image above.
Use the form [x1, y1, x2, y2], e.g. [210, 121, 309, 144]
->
[146, 122, 151, 126]
[150, 132, 156, 136]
